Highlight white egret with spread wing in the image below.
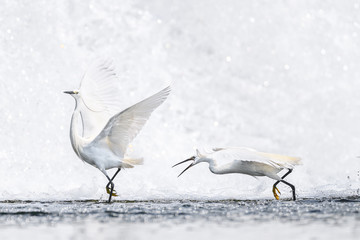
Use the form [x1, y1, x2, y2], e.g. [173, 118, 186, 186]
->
[173, 147, 301, 200]
[64, 60, 171, 202]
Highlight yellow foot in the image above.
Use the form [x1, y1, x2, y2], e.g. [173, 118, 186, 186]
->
[272, 186, 281, 200]
[106, 187, 118, 197]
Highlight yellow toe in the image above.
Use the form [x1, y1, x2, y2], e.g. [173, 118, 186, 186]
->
[272, 186, 281, 200]
[275, 187, 281, 195]
[106, 187, 118, 197]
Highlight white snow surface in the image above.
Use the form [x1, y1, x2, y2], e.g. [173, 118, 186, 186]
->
[0, 0, 360, 200]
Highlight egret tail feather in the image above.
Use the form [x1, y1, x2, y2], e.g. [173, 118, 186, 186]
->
[123, 157, 144, 166]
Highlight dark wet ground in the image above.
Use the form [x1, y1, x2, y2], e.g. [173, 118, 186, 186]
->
[0, 196, 359, 227]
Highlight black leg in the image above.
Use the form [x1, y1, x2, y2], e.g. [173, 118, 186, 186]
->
[272, 169, 296, 201]
[106, 168, 121, 190]
[273, 169, 292, 189]
[106, 176, 114, 203]
[105, 168, 121, 203]
[280, 179, 296, 201]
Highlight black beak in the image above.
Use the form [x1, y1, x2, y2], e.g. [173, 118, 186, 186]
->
[172, 156, 195, 177]
[63, 91, 73, 94]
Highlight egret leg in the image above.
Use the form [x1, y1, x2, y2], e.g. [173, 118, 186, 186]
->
[105, 168, 121, 203]
[272, 169, 295, 200]
[280, 180, 296, 201]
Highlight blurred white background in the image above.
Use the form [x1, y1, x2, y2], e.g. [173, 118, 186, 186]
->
[0, 0, 359, 200]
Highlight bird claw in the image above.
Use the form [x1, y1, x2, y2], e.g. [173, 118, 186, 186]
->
[272, 186, 281, 200]
[106, 187, 118, 197]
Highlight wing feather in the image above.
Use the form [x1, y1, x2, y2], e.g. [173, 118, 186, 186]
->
[94, 86, 171, 157]
[77, 59, 123, 139]
[79, 59, 122, 113]
[211, 147, 301, 169]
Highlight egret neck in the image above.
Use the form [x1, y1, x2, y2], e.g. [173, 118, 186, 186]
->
[197, 157, 221, 174]
[69, 100, 85, 158]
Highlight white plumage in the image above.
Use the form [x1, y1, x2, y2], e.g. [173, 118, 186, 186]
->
[65, 60, 171, 202]
[173, 147, 301, 200]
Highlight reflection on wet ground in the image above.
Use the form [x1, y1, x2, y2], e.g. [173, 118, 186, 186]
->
[0, 196, 359, 227]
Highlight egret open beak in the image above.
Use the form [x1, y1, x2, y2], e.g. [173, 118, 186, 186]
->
[172, 156, 195, 177]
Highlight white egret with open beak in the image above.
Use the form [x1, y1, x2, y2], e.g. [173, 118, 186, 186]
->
[173, 147, 301, 200]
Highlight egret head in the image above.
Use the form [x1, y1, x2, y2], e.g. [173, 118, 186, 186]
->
[172, 149, 204, 177]
[64, 90, 80, 99]
[64, 90, 79, 95]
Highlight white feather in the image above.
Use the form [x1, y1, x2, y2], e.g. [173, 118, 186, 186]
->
[210, 147, 301, 169]
[93, 86, 171, 158]
[77, 60, 123, 139]
[79, 59, 122, 113]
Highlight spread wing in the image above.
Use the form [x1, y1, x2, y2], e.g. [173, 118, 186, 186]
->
[77, 59, 123, 139]
[93, 86, 171, 158]
[212, 147, 301, 169]
[79, 59, 122, 113]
